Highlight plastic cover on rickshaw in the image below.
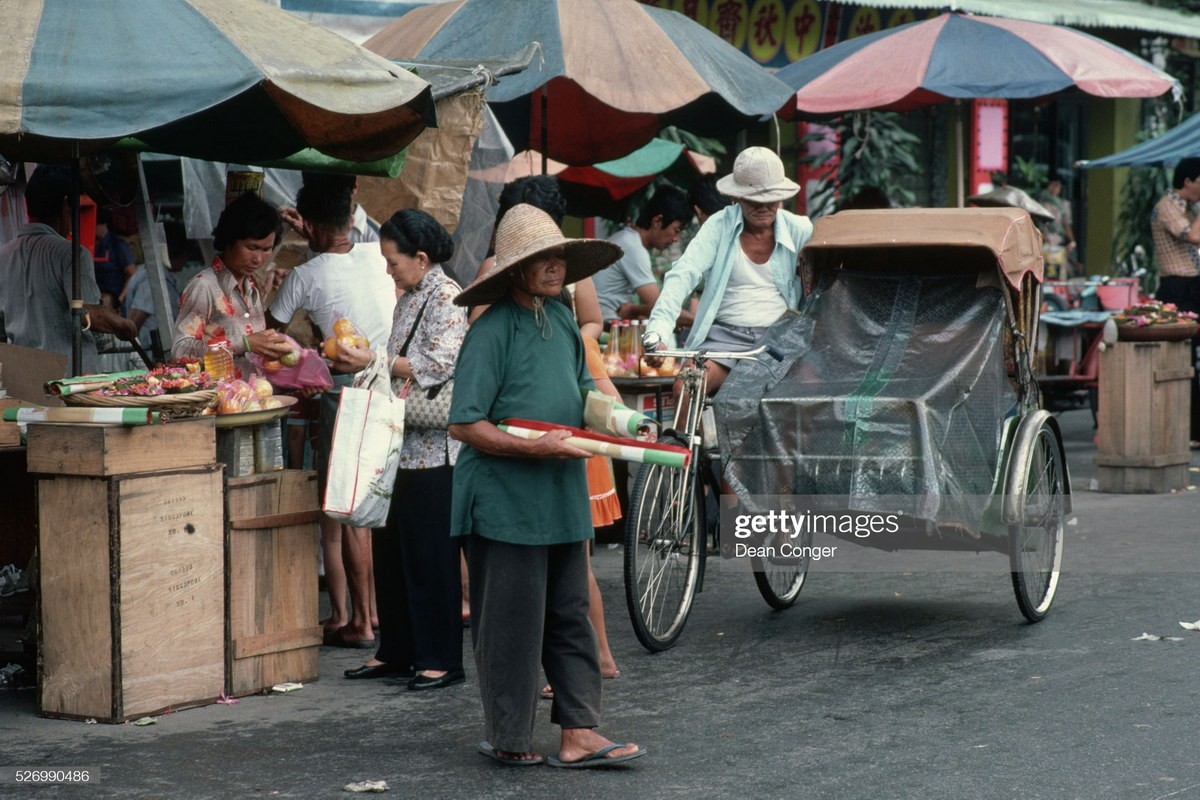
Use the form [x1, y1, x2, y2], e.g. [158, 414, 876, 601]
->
[716, 209, 1043, 534]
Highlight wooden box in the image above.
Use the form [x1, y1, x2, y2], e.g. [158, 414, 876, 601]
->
[26, 416, 216, 477]
[1095, 340, 1194, 493]
[37, 466, 226, 722]
[225, 470, 322, 696]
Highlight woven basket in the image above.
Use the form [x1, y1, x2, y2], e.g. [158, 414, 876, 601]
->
[1116, 322, 1199, 342]
[62, 389, 218, 419]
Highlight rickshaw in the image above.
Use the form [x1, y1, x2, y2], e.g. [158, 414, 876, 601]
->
[624, 208, 1068, 651]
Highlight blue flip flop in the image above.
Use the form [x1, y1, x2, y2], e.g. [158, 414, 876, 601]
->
[546, 744, 646, 769]
[477, 741, 544, 766]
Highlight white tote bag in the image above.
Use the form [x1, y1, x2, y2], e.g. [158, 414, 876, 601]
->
[323, 351, 404, 528]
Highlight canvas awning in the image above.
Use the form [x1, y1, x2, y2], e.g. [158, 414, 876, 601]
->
[849, 0, 1200, 39]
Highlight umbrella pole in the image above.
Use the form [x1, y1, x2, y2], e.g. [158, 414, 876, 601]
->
[70, 143, 83, 377]
[955, 100, 965, 208]
[540, 84, 549, 175]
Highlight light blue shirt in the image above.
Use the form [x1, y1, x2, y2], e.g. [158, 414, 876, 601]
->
[647, 205, 813, 349]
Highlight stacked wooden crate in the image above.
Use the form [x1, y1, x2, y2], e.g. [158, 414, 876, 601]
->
[30, 418, 225, 722]
[224, 470, 321, 696]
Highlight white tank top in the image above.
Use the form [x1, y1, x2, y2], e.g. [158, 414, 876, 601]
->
[716, 247, 788, 327]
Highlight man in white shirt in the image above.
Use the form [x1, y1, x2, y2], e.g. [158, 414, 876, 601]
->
[269, 181, 395, 650]
[593, 186, 691, 322]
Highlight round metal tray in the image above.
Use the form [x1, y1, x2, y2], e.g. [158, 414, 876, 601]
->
[214, 395, 297, 428]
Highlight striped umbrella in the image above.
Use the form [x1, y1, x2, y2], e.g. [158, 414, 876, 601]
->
[775, 11, 1178, 206]
[777, 11, 1179, 116]
[365, 0, 793, 166]
[0, 0, 436, 163]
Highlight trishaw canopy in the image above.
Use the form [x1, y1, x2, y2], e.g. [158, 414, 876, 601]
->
[802, 208, 1045, 290]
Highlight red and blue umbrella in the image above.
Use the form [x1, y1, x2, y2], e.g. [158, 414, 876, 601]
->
[365, 0, 793, 166]
[777, 11, 1179, 117]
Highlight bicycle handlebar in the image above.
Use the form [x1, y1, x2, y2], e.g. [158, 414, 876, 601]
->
[643, 344, 784, 363]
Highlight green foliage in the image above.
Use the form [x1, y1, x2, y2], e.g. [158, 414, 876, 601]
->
[1011, 155, 1049, 193]
[1113, 162, 1169, 283]
[799, 111, 922, 218]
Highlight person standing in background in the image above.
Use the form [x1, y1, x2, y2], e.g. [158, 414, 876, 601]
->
[0, 165, 136, 375]
[1149, 156, 1200, 446]
[269, 180, 395, 650]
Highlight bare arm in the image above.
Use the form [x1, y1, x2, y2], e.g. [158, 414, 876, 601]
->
[573, 277, 604, 339]
[616, 283, 661, 320]
[448, 420, 589, 459]
[85, 303, 137, 340]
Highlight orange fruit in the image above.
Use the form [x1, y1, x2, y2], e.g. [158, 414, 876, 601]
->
[323, 338, 339, 359]
[338, 335, 358, 350]
[333, 318, 356, 337]
[262, 359, 283, 373]
[353, 335, 369, 348]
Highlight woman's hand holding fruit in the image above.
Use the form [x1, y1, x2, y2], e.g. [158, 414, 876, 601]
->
[248, 329, 294, 360]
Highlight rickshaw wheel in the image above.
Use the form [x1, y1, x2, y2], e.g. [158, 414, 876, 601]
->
[1005, 411, 1066, 622]
[752, 527, 810, 610]
[623, 436, 704, 652]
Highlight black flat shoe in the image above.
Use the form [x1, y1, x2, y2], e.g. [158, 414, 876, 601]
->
[407, 669, 465, 691]
[344, 663, 413, 680]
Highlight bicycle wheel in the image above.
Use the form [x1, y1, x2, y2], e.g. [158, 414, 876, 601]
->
[752, 526, 810, 610]
[1005, 411, 1066, 623]
[624, 438, 703, 652]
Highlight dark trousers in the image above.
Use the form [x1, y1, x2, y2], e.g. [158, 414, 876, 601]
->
[374, 465, 462, 671]
[468, 535, 600, 753]
[1158, 275, 1200, 440]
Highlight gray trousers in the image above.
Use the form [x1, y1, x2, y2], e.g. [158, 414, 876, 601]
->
[467, 535, 601, 752]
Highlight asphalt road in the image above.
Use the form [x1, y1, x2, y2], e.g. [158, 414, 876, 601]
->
[2, 409, 1199, 800]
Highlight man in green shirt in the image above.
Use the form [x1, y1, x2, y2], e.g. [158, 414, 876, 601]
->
[449, 204, 646, 769]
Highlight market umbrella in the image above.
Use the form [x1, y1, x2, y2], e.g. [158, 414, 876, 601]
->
[504, 138, 713, 218]
[364, 0, 794, 166]
[1080, 113, 1200, 168]
[0, 0, 436, 164]
[775, 10, 1179, 205]
[0, 0, 438, 374]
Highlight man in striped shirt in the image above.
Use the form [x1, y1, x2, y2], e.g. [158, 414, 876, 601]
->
[1150, 157, 1200, 444]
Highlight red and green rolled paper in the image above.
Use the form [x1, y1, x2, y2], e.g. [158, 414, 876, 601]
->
[499, 419, 689, 469]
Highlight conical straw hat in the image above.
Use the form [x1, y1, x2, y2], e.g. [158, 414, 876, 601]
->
[454, 204, 622, 307]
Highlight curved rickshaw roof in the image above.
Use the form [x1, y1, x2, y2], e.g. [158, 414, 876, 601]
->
[803, 208, 1045, 290]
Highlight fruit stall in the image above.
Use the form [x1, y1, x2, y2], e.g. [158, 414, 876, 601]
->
[1, 352, 324, 719]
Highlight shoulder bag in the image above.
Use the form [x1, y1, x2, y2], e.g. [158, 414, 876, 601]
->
[396, 293, 454, 430]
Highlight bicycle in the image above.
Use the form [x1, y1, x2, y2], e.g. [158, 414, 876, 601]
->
[623, 336, 806, 652]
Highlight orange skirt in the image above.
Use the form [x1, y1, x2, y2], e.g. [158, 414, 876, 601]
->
[586, 454, 621, 528]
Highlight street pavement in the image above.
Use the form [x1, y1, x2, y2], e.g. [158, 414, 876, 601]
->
[2, 408, 1199, 799]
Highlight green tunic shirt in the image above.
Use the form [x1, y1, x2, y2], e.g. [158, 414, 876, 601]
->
[449, 298, 596, 545]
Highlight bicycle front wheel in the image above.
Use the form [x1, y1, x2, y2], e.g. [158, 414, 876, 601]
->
[624, 441, 704, 652]
[752, 527, 810, 610]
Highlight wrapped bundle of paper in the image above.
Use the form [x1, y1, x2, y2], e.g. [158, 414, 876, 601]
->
[582, 390, 659, 439]
[499, 419, 689, 469]
[45, 370, 147, 396]
[2, 407, 160, 426]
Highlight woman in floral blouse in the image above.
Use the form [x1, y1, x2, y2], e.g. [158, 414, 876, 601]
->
[334, 209, 468, 690]
[172, 191, 293, 375]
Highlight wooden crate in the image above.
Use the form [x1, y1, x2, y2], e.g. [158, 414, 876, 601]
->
[26, 416, 216, 477]
[225, 470, 322, 696]
[37, 466, 225, 722]
[1095, 340, 1194, 493]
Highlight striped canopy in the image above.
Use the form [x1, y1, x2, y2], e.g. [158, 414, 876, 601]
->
[365, 0, 793, 165]
[0, 0, 436, 162]
[777, 11, 1179, 117]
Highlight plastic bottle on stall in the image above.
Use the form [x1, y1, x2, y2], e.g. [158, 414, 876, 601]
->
[631, 321, 646, 377]
[204, 335, 235, 380]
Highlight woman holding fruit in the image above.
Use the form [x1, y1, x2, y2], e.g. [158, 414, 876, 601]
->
[172, 191, 295, 377]
[332, 209, 469, 690]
